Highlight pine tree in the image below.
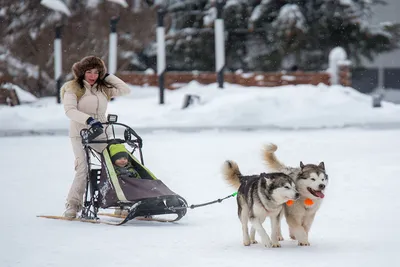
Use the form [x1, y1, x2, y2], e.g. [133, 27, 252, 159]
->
[0, 0, 157, 96]
[163, 0, 400, 71]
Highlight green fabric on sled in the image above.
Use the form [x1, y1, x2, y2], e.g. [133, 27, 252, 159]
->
[104, 144, 158, 181]
[98, 143, 179, 208]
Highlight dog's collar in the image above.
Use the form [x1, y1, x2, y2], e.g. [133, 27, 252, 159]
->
[286, 198, 314, 207]
[304, 198, 314, 206]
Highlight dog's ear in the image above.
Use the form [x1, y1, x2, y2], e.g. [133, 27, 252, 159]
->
[318, 162, 325, 170]
[300, 161, 305, 169]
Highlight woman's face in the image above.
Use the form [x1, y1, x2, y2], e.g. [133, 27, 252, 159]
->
[84, 68, 99, 86]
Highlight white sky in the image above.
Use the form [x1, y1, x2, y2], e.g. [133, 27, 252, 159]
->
[1, 128, 399, 267]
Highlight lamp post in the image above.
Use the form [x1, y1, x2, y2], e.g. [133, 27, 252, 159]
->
[40, 0, 71, 103]
[215, 0, 226, 89]
[157, 7, 166, 105]
[54, 25, 63, 104]
[108, 16, 119, 75]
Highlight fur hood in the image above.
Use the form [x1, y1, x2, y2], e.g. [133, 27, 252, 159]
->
[60, 80, 112, 102]
[72, 56, 107, 79]
[60, 80, 86, 102]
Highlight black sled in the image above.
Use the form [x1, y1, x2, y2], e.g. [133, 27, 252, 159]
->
[78, 114, 188, 225]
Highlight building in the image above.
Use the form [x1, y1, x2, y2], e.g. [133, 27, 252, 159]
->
[353, 0, 400, 95]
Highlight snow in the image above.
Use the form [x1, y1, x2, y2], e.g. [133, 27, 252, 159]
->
[339, 0, 353, 6]
[40, 0, 71, 16]
[249, 5, 262, 23]
[2, 75, 400, 266]
[274, 4, 307, 32]
[86, 0, 101, 8]
[1, 81, 400, 134]
[1, 51, 40, 79]
[106, 0, 128, 8]
[328, 47, 348, 85]
[2, 83, 38, 103]
[281, 75, 296, 81]
[1, 128, 400, 267]
[225, 0, 243, 9]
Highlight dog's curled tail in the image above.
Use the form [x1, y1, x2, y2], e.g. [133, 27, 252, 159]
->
[222, 160, 242, 190]
[263, 143, 285, 171]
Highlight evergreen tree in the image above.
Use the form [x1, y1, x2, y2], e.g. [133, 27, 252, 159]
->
[163, 0, 400, 71]
[0, 0, 157, 96]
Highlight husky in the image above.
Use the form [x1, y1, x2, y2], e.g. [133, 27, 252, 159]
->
[222, 160, 299, 248]
[263, 143, 328, 246]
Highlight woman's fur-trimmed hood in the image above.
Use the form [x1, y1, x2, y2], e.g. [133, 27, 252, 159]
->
[72, 56, 107, 79]
[60, 80, 86, 102]
[60, 80, 112, 102]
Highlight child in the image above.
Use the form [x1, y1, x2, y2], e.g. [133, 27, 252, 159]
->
[109, 143, 141, 216]
[109, 143, 141, 179]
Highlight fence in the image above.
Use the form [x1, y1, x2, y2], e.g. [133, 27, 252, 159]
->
[119, 64, 351, 90]
[0, 58, 352, 106]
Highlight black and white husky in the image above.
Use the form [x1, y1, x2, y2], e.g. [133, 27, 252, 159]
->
[263, 143, 328, 246]
[222, 160, 299, 248]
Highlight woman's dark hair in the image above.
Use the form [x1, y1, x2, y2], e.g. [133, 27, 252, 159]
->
[72, 56, 112, 96]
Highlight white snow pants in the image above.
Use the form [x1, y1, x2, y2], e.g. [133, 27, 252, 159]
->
[66, 135, 107, 208]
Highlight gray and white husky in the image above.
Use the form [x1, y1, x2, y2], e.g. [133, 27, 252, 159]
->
[263, 143, 328, 246]
[222, 160, 299, 248]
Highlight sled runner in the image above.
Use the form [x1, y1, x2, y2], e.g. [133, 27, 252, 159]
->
[39, 114, 188, 225]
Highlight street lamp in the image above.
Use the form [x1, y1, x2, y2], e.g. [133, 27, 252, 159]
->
[215, 0, 226, 89]
[40, 0, 71, 103]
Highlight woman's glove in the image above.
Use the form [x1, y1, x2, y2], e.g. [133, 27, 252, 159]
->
[86, 117, 103, 128]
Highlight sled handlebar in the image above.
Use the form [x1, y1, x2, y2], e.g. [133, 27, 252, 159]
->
[80, 122, 143, 149]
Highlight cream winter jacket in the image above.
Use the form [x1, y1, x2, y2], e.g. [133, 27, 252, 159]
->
[61, 74, 130, 137]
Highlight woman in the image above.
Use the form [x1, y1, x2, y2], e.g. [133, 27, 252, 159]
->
[61, 56, 130, 218]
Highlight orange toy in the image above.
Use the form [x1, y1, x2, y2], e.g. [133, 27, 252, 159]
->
[304, 198, 314, 206]
[286, 200, 294, 206]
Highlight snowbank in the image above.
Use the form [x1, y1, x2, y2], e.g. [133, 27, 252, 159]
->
[1, 82, 400, 133]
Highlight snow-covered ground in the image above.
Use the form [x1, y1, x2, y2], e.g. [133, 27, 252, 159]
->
[1, 82, 400, 135]
[1, 81, 400, 266]
[1, 128, 400, 267]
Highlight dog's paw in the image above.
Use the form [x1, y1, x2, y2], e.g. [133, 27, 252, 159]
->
[272, 243, 281, 248]
[277, 235, 284, 241]
[263, 241, 273, 248]
[243, 241, 251, 246]
[250, 240, 258, 244]
[298, 241, 310, 246]
[290, 235, 297, 240]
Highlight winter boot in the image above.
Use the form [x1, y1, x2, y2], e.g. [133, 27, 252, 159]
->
[63, 204, 79, 219]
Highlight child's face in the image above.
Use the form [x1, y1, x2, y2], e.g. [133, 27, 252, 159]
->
[114, 157, 128, 167]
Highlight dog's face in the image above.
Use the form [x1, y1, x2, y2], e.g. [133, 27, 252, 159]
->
[264, 173, 300, 205]
[296, 161, 328, 200]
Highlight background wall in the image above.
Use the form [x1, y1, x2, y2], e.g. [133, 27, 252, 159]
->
[352, 0, 400, 99]
[365, 0, 400, 68]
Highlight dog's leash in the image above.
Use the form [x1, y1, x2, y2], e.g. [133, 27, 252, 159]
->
[169, 192, 237, 211]
[188, 192, 237, 209]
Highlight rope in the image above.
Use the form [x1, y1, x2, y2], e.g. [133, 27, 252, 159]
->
[186, 192, 237, 209]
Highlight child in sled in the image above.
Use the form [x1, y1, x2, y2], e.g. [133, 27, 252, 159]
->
[110, 143, 141, 216]
[110, 144, 141, 179]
